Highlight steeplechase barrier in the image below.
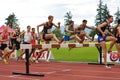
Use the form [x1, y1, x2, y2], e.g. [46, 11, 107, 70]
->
[12, 43, 103, 77]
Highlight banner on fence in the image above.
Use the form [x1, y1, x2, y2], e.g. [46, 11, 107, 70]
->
[22, 50, 54, 62]
[99, 51, 120, 63]
[38, 50, 54, 62]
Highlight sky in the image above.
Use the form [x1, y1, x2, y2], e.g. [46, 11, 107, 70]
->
[0, 0, 120, 31]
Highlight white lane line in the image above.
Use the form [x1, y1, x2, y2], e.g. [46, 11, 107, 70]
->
[71, 69, 120, 74]
[45, 69, 71, 74]
[0, 74, 40, 80]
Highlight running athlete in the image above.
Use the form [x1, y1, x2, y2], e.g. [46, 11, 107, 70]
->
[75, 20, 96, 43]
[97, 15, 116, 69]
[17, 25, 33, 60]
[115, 19, 120, 58]
[63, 20, 82, 43]
[29, 28, 37, 60]
[37, 15, 60, 43]
[0, 25, 10, 64]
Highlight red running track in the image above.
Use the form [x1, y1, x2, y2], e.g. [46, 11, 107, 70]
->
[0, 60, 120, 80]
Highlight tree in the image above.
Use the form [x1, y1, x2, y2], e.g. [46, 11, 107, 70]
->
[103, 4, 110, 21]
[52, 11, 73, 40]
[5, 13, 19, 29]
[95, 0, 109, 26]
[114, 7, 120, 25]
[52, 28, 63, 40]
[64, 11, 72, 26]
[89, 29, 97, 39]
[90, 0, 110, 38]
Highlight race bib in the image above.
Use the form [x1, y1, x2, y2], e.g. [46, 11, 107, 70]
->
[47, 29, 51, 33]
[104, 29, 109, 34]
[17, 37, 21, 42]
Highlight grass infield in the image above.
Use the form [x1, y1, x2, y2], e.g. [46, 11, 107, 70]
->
[50, 44, 116, 62]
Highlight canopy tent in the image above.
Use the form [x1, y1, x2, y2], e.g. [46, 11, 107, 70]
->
[0, 25, 14, 33]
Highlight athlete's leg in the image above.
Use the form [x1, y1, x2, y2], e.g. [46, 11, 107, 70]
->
[98, 36, 111, 68]
[45, 34, 59, 43]
[70, 35, 81, 43]
[100, 41, 107, 64]
[106, 36, 116, 52]
[2, 47, 10, 64]
[116, 43, 120, 58]
[17, 49, 25, 60]
[77, 31, 86, 43]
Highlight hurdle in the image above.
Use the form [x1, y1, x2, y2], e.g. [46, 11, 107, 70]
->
[12, 43, 103, 76]
[31, 43, 103, 64]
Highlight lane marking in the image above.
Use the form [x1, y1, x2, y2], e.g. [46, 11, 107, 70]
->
[45, 69, 71, 74]
[0, 74, 40, 80]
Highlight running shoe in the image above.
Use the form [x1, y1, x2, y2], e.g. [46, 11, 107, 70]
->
[3, 58, 8, 64]
[30, 57, 36, 62]
[105, 65, 111, 69]
[35, 60, 39, 63]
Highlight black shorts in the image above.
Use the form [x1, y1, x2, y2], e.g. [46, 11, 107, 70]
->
[76, 32, 81, 35]
[116, 37, 120, 43]
[11, 40, 17, 47]
[16, 41, 20, 50]
[23, 42, 30, 44]
[0, 44, 7, 50]
[43, 33, 51, 41]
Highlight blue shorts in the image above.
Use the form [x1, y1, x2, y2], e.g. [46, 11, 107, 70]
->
[98, 36, 106, 43]
[63, 36, 70, 41]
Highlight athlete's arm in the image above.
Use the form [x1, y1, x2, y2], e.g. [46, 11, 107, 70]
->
[53, 22, 60, 29]
[37, 23, 45, 34]
[86, 26, 96, 30]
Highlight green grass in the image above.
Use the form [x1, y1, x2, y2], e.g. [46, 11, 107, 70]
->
[50, 44, 117, 62]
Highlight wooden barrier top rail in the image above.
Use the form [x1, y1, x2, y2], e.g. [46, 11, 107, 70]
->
[20, 43, 100, 49]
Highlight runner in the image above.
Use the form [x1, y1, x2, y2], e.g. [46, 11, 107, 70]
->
[17, 25, 33, 61]
[9, 27, 22, 56]
[29, 28, 37, 61]
[37, 15, 60, 43]
[63, 20, 82, 43]
[75, 20, 96, 43]
[115, 19, 120, 59]
[97, 15, 116, 69]
[0, 25, 11, 64]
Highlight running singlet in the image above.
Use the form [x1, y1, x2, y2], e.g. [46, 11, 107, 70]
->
[31, 33, 37, 45]
[78, 25, 86, 31]
[43, 22, 53, 34]
[16, 32, 21, 42]
[115, 26, 120, 43]
[76, 25, 86, 34]
[65, 26, 74, 36]
[24, 32, 32, 43]
[1, 32, 9, 44]
[11, 32, 17, 43]
[0, 32, 9, 50]
[98, 22, 110, 36]
[98, 22, 110, 42]
[64, 26, 74, 41]
[41, 22, 53, 41]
